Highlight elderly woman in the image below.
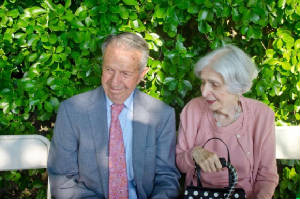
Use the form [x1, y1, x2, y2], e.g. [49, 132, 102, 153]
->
[176, 45, 278, 198]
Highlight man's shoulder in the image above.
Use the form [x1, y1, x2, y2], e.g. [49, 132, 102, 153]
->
[135, 89, 173, 112]
[62, 87, 103, 109]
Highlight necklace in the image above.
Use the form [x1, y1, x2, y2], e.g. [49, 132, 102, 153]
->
[214, 103, 242, 127]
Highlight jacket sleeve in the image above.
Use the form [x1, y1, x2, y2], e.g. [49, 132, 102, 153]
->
[47, 102, 101, 199]
[252, 110, 279, 199]
[150, 107, 181, 199]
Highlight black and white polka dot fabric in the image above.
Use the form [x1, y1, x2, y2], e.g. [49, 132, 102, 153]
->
[184, 159, 246, 199]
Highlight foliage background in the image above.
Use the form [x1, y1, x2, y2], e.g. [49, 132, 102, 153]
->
[0, 0, 299, 198]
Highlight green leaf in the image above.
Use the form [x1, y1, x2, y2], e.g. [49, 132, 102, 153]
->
[296, 81, 300, 91]
[198, 21, 211, 33]
[85, 16, 93, 26]
[232, 7, 239, 21]
[65, 0, 71, 8]
[255, 82, 264, 96]
[278, 0, 286, 9]
[56, 4, 65, 16]
[176, 96, 184, 107]
[156, 71, 165, 83]
[295, 39, 300, 49]
[4, 31, 13, 43]
[30, 7, 46, 17]
[49, 34, 57, 44]
[122, 0, 138, 6]
[119, 6, 129, 19]
[8, 9, 19, 18]
[0, 101, 10, 114]
[281, 62, 291, 70]
[266, 49, 274, 57]
[198, 21, 205, 33]
[41, 34, 48, 42]
[72, 19, 84, 28]
[222, 6, 231, 17]
[56, 46, 64, 53]
[163, 77, 175, 84]
[24, 82, 35, 90]
[39, 53, 51, 63]
[49, 97, 60, 110]
[44, 101, 53, 113]
[250, 13, 260, 23]
[168, 79, 178, 91]
[154, 5, 166, 19]
[28, 53, 38, 62]
[75, 5, 87, 16]
[276, 39, 283, 49]
[187, 4, 199, 14]
[198, 9, 209, 21]
[183, 80, 192, 90]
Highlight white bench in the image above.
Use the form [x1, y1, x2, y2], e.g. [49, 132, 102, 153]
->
[0, 135, 51, 199]
[275, 126, 300, 160]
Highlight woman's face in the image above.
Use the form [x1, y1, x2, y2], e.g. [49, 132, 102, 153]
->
[200, 66, 237, 113]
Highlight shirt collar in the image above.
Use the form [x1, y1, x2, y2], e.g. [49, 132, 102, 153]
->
[105, 90, 135, 109]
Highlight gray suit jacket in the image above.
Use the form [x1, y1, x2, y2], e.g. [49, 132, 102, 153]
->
[47, 87, 180, 199]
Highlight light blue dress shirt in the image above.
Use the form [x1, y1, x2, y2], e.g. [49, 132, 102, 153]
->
[106, 92, 137, 199]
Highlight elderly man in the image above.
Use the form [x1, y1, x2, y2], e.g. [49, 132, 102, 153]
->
[47, 32, 180, 199]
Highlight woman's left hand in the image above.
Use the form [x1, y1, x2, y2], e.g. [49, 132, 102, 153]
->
[192, 146, 223, 173]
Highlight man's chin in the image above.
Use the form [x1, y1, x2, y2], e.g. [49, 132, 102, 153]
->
[108, 94, 126, 104]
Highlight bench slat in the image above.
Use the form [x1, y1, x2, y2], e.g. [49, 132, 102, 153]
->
[275, 126, 300, 160]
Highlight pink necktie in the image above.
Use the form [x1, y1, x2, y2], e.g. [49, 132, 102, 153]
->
[108, 104, 128, 199]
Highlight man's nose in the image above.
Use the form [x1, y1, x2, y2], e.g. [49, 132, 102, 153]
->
[111, 72, 121, 85]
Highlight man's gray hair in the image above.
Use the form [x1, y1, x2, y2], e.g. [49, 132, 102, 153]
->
[194, 45, 258, 95]
[101, 32, 149, 70]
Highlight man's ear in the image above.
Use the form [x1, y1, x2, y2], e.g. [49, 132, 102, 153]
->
[139, 67, 149, 80]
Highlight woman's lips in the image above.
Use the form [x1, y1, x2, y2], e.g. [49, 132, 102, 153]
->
[206, 100, 215, 104]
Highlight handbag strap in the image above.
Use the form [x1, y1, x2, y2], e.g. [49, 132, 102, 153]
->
[194, 137, 238, 198]
[202, 137, 231, 163]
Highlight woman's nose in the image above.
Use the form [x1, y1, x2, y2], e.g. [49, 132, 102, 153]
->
[201, 83, 210, 97]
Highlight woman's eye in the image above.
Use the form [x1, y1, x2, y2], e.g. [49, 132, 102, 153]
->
[212, 83, 219, 87]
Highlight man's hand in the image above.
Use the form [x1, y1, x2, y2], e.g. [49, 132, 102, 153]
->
[192, 146, 223, 172]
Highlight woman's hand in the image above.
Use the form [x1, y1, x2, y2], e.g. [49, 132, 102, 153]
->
[192, 146, 223, 172]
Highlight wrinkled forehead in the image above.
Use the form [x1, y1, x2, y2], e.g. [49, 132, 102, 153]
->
[200, 66, 225, 83]
[103, 43, 142, 71]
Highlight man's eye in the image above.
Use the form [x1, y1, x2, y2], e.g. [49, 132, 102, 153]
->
[105, 68, 113, 72]
[122, 72, 131, 77]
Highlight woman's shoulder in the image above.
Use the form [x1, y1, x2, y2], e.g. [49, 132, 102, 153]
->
[241, 96, 274, 118]
[183, 97, 207, 112]
[180, 97, 207, 120]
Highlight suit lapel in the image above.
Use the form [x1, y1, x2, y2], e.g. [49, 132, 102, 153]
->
[132, 90, 149, 192]
[88, 87, 109, 198]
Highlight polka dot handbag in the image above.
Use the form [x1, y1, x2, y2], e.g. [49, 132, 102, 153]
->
[184, 138, 246, 199]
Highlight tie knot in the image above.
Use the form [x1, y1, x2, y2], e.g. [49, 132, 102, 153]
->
[111, 104, 124, 118]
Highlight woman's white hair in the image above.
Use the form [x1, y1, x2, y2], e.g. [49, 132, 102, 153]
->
[194, 44, 258, 95]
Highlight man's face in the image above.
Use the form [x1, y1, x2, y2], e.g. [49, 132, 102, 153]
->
[101, 43, 148, 104]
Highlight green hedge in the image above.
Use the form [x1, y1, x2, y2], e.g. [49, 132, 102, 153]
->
[0, 0, 299, 198]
